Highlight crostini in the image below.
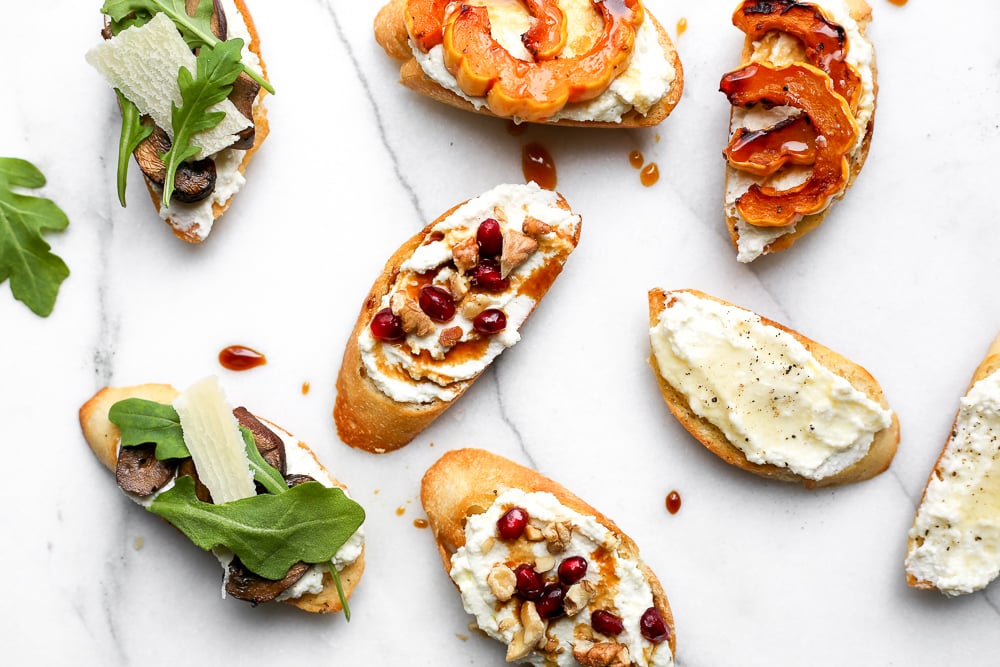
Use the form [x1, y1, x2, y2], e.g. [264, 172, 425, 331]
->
[720, 0, 877, 262]
[334, 182, 582, 453]
[647, 288, 898, 487]
[374, 0, 684, 126]
[421, 448, 676, 666]
[906, 334, 1000, 596]
[86, 0, 271, 242]
[79, 378, 365, 614]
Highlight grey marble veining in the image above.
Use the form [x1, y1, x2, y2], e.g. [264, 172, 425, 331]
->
[3, 0, 1000, 665]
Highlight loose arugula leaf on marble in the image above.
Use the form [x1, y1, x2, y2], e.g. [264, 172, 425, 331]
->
[0, 158, 70, 318]
[149, 475, 366, 581]
[160, 38, 244, 207]
[101, 0, 274, 93]
[109, 398, 189, 459]
[115, 90, 154, 207]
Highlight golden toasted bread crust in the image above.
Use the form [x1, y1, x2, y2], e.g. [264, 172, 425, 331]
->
[144, 0, 271, 243]
[724, 0, 877, 258]
[78, 384, 364, 614]
[647, 288, 899, 488]
[420, 448, 676, 657]
[905, 334, 1000, 590]
[374, 0, 684, 127]
[334, 191, 580, 454]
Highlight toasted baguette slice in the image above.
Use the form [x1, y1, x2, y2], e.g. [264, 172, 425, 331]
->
[648, 288, 899, 488]
[723, 0, 877, 262]
[335, 183, 581, 453]
[905, 335, 1000, 595]
[374, 0, 683, 127]
[79, 383, 364, 614]
[421, 448, 676, 664]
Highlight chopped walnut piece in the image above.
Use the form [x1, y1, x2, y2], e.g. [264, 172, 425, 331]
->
[488, 564, 516, 602]
[520, 601, 546, 648]
[393, 297, 434, 337]
[446, 271, 469, 301]
[500, 229, 539, 279]
[480, 536, 495, 554]
[507, 628, 532, 662]
[439, 326, 464, 349]
[543, 521, 573, 554]
[573, 640, 631, 667]
[563, 580, 595, 617]
[542, 638, 562, 655]
[452, 236, 479, 273]
[522, 216, 552, 237]
[461, 294, 493, 319]
[498, 617, 517, 633]
[492, 206, 508, 224]
[523, 524, 544, 542]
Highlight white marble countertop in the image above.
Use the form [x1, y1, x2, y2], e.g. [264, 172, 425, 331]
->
[3, 0, 999, 664]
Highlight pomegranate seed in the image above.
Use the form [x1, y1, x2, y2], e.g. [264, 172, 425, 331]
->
[418, 285, 455, 322]
[468, 260, 509, 292]
[496, 507, 529, 540]
[473, 308, 507, 335]
[370, 308, 404, 341]
[513, 564, 544, 601]
[557, 556, 588, 585]
[591, 610, 625, 636]
[534, 584, 565, 620]
[640, 607, 670, 643]
[477, 218, 503, 257]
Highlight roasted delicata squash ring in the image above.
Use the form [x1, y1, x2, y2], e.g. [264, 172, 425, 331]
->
[725, 114, 817, 177]
[520, 0, 568, 60]
[721, 62, 858, 227]
[405, 0, 449, 52]
[408, 0, 644, 122]
[733, 0, 862, 111]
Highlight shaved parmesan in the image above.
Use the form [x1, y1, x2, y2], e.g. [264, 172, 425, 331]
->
[86, 12, 251, 160]
[173, 376, 256, 504]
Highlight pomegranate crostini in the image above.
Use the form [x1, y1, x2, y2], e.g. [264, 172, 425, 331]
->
[334, 183, 582, 453]
[721, 0, 877, 262]
[373, 0, 683, 127]
[422, 448, 676, 666]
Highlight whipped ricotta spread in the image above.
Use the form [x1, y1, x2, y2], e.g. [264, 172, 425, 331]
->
[123, 411, 364, 599]
[413, 0, 676, 123]
[450, 488, 673, 667]
[157, 0, 263, 241]
[725, 0, 876, 262]
[649, 291, 892, 481]
[905, 367, 1000, 596]
[359, 182, 580, 404]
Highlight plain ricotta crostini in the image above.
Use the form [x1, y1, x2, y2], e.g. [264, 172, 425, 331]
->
[648, 288, 899, 487]
[906, 334, 1000, 596]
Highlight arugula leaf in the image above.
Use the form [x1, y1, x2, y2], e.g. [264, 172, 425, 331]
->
[160, 38, 244, 208]
[101, 0, 274, 94]
[239, 427, 287, 495]
[149, 476, 366, 581]
[0, 159, 70, 317]
[115, 90, 154, 208]
[108, 398, 189, 460]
